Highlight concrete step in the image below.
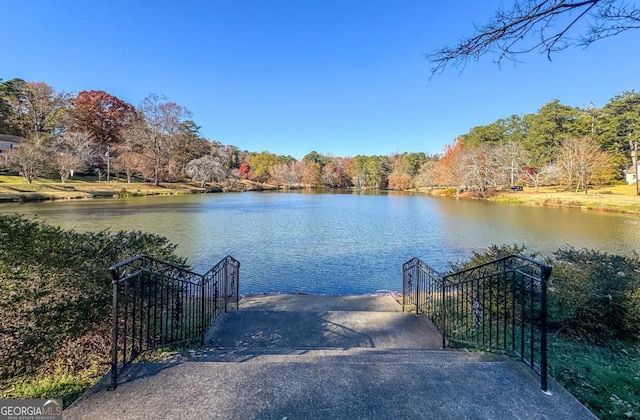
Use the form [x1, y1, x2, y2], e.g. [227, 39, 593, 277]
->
[207, 310, 443, 350]
[238, 294, 403, 312]
[64, 294, 596, 419]
[66, 351, 594, 420]
[181, 346, 504, 364]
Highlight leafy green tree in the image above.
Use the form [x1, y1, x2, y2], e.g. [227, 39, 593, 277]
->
[303, 151, 331, 167]
[0, 78, 26, 136]
[168, 120, 211, 180]
[599, 91, 640, 159]
[18, 82, 68, 138]
[387, 153, 430, 190]
[350, 155, 390, 188]
[250, 151, 292, 183]
[0, 80, 67, 139]
[465, 121, 508, 145]
[524, 100, 589, 165]
[465, 116, 529, 147]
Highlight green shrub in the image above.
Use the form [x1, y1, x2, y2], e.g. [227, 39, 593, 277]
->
[548, 247, 640, 342]
[439, 244, 640, 418]
[453, 244, 640, 342]
[0, 215, 186, 385]
[449, 243, 534, 272]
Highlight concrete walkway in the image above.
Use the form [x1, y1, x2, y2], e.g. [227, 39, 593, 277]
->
[65, 294, 595, 419]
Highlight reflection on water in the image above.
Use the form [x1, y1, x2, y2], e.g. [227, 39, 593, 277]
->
[1, 191, 639, 295]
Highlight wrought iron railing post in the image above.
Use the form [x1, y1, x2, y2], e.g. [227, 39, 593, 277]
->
[201, 273, 206, 347]
[235, 261, 240, 309]
[403, 255, 552, 380]
[109, 269, 120, 391]
[540, 264, 551, 393]
[402, 270, 407, 312]
[441, 277, 446, 348]
[224, 261, 229, 313]
[108, 254, 240, 390]
[415, 269, 420, 315]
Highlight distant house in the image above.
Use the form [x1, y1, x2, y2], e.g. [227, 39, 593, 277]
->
[0, 134, 21, 154]
[624, 163, 640, 185]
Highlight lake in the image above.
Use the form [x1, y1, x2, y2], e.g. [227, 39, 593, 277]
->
[1, 190, 639, 295]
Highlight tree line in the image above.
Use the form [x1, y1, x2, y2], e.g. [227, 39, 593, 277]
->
[1, 77, 638, 193]
[450, 94, 639, 194]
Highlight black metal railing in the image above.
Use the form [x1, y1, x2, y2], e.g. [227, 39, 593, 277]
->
[403, 255, 552, 392]
[109, 254, 240, 390]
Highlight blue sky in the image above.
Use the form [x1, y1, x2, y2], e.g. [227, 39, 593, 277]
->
[2, 1, 639, 159]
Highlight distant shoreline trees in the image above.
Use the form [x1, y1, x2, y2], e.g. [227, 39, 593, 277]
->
[1, 77, 637, 193]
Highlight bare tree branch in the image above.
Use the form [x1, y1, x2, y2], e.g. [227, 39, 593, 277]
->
[428, 0, 640, 76]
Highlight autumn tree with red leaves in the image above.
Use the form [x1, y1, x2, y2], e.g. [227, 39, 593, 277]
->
[435, 137, 468, 192]
[69, 90, 135, 146]
[239, 162, 252, 179]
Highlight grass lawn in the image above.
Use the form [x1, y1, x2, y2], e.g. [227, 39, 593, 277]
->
[549, 335, 640, 419]
[0, 174, 211, 201]
[489, 184, 640, 214]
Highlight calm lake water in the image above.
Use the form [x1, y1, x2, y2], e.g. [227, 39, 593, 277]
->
[2, 190, 639, 295]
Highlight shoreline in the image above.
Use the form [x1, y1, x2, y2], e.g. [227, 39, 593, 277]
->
[0, 179, 279, 203]
[488, 190, 640, 215]
[1, 177, 639, 215]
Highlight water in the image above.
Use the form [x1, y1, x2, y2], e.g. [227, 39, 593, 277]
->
[2, 190, 639, 295]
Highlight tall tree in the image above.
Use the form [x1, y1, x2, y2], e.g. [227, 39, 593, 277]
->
[388, 153, 424, 190]
[301, 161, 322, 186]
[428, 0, 640, 74]
[435, 137, 468, 192]
[52, 131, 95, 182]
[303, 151, 331, 167]
[321, 157, 352, 188]
[599, 91, 640, 157]
[465, 121, 508, 145]
[413, 159, 438, 189]
[167, 120, 210, 180]
[137, 94, 192, 184]
[4, 136, 50, 183]
[0, 78, 26, 136]
[464, 143, 501, 192]
[185, 155, 227, 187]
[525, 99, 589, 165]
[18, 82, 68, 138]
[0, 80, 67, 138]
[69, 90, 135, 146]
[349, 155, 390, 188]
[557, 136, 614, 193]
[497, 141, 529, 186]
[250, 152, 293, 183]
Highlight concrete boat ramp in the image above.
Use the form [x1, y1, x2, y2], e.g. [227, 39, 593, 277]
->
[65, 294, 594, 419]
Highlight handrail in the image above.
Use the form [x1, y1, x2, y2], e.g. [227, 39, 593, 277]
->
[108, 254, 240, 390]
[202, 255, 240, 320]
[403, 254, 551, 393]
[110, 254, 204, 283]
